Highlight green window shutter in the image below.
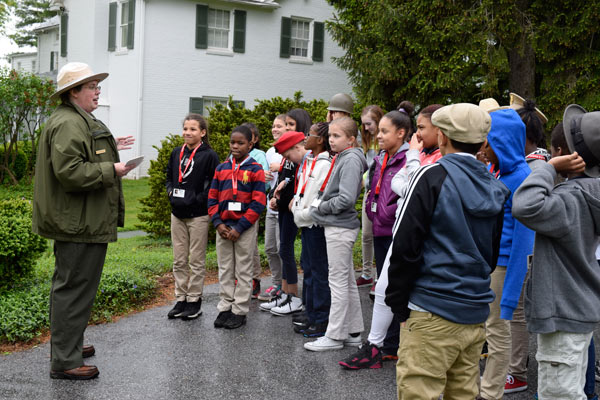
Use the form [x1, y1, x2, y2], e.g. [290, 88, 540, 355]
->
[127, 0, 135, 49]
[196, 5, 208, 49]
[50, 52, 55, 70]
[233, 10, 246, 53]
[280, 17, 291, 58]
[108, 2, 117, 51]
[60, 13, 68, 57]
[189, 97, 204, 115]
[312, 21, 324, 62]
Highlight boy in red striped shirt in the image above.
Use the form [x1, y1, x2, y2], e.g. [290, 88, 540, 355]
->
[208, 125, 266, 329]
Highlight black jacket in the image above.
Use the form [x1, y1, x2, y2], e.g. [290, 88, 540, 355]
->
[166, 142, 219, 219]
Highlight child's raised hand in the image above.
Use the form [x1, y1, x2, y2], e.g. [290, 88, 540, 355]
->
[409, 133, 423, 151]
[549, 152, 586, 175]
[269, 162, 280, 172]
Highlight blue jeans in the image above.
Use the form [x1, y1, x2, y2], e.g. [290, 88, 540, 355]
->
[301, 226, 331, 324]
[278, 211, 298, 285]
[373, 235, 400, 355]
[585, 337, 596, 396]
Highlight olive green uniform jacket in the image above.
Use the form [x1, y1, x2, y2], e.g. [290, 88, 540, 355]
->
[32, 101, 124, 243]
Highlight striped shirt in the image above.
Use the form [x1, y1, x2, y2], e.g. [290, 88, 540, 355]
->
[208, 156, 266, 234]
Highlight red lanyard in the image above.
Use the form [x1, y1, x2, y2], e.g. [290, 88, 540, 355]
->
[279, 158, 286, 173]
[374, 152, 390, 196]
[178, 144, 200, 183]
[489, 163, 500, 179]
[299, 158, 318, 197]
[527, 153, 546, 160]
[231, 156, 248, 199]
[318, 147, 351, 194]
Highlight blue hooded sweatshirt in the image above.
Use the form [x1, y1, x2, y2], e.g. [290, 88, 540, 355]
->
[487, 109, 535, 320]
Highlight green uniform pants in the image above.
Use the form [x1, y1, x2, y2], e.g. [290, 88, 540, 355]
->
[50, 241, 107, 371]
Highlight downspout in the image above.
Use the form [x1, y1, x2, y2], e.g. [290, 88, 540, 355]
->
[134, 0, 145, 178]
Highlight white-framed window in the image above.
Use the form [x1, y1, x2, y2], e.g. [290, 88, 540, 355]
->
[118, 1, 129, 50]
[208, 8, 231, 50]
[31, 60, 36, 72]
[203, 97, 229, 115]
[290, 18, 311, 58]
[17, 62, 22, 70]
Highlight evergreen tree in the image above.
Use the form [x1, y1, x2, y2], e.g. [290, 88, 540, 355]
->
[9, 0, 55, 48]
[327, 0, 600, 126]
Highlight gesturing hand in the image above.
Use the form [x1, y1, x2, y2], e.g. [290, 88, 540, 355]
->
[116, 135, 135, 151]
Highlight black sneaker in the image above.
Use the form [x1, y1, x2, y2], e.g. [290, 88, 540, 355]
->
[167, 301, 187, 319]
[223, 313, 246, 329]
[292, 312, 309, 326]
[303, 322, 328, 338]
[251, 278, 261, 299]
[293, 322, 310, 334]
[181, 299, 202, 320]
[338, 341, 382, 370]
[214, 310, 233, 328]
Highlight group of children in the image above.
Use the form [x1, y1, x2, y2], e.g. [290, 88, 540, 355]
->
[163, 92, 600, 399]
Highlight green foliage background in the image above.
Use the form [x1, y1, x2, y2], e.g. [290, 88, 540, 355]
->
[326, 0, 600, 129]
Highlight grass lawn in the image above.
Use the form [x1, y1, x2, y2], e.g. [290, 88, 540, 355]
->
[120, 177, 150, 231]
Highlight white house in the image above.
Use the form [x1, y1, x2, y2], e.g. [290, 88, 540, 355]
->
[48, 0, 352, 176]
[7, 52, 38, 73]
[33, 16, 61, 78]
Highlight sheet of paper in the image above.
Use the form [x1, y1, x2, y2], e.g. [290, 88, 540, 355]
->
[125, 155, 144, 168]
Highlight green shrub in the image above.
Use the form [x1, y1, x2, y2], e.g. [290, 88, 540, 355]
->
[0, 146, 28, 182]
[136, 134, 183, 237]
[0, 199, 47, 286]
[0, 236, 173, 344]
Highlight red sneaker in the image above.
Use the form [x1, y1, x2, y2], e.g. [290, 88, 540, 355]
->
[356, 275, 374, 287]
[504, 374, 527, 393]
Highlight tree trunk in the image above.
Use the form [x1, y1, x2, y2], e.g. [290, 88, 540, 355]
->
[508, 0, 535, 99]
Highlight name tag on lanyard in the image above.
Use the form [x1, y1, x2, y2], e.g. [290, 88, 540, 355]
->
[173, 188, 185, 198]
[228, 202, 242, 211]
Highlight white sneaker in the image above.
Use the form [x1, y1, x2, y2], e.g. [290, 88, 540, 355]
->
[259, 293, 285, 311]
[344, 334, 362, 347]
[270, 294, 303, 316]
[304, 336, 344, 352]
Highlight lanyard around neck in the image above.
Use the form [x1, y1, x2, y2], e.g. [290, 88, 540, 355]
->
[231, 156, 249, 199]
[178, 144, 200, 183]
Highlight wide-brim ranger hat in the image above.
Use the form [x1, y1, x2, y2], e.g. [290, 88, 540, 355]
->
[51, 62, 108, 100]
[479, 94, 548, 124]
[563, 104, 600, 178]
[274, 131, 305, 154]
[431, 103, 491, 144]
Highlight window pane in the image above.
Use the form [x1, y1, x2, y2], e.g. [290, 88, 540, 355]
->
[290, 19, 310, 58]
[121, 3, 128, 24]
[207, 8, 230, 48]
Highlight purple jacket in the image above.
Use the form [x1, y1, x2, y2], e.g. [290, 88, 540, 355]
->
[366, 146, 408, 236]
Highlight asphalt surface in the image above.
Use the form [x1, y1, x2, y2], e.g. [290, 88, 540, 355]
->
[0, 277, 597, 400]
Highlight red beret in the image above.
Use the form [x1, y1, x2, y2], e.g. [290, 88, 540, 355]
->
[274, 131, 305, 154]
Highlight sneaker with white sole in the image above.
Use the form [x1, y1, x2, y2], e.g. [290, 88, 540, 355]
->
[344, 334, 362, 347]
[304, 336, 344, 352]
[504, 374, 527, 393]
[259, 292, 286, 311]
[270, 294, 303, 316]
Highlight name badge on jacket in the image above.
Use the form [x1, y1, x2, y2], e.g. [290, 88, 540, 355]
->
[173, 189, 185, 198]
[228, 202, 242, 211]
[95, 149, 106, 155]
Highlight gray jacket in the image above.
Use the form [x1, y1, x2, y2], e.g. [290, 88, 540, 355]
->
[512, 163, 600, 334]
[310, 147, 367, 229]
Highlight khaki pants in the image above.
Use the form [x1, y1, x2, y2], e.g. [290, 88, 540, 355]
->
[397, 310, 486, 400]
[50, 241, 107, 371]
[508, 275, 529, 381]
[252, 241, 261, 279]
[481, 267, 511, 400]
[537, 331, 593, 400]
[216, 223, 258, 315]
[171, 214, 209, 302]
[324, 226, 363, 340]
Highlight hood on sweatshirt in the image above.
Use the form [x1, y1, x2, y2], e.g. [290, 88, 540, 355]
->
[338, 147, 368, 173]
[488, 109, 529, 176]
[439, 154, 509, 218]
